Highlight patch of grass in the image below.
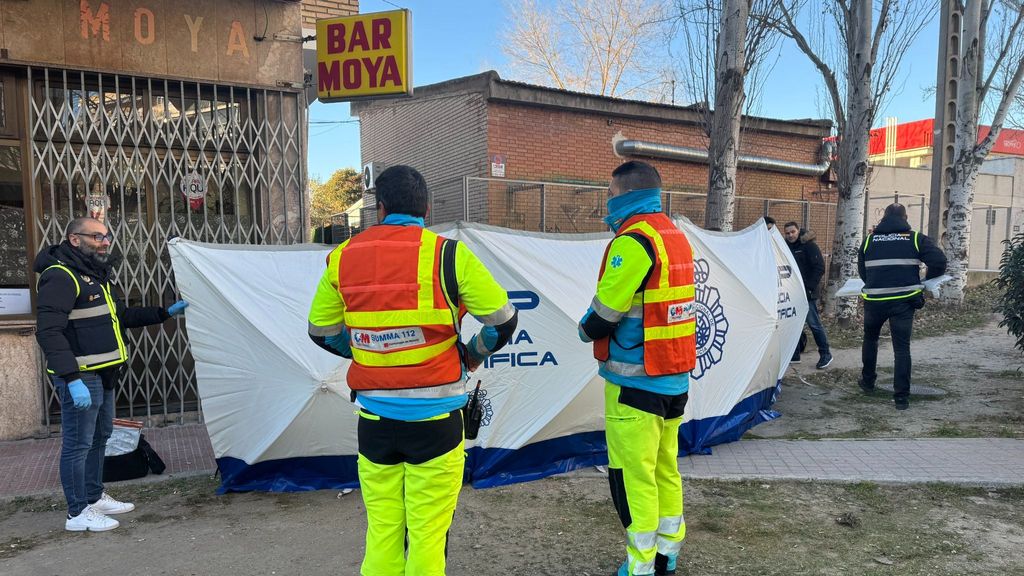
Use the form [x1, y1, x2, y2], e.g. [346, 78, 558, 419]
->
[989, 369, 1024, 380]
[0, 495, 64, 519]
[674, 479, 1024, 575]
[931, 423, 968, 438]
[0, 535, 46, 560]
[120, 474, 221, 505]
[823, 284, 1003, 349]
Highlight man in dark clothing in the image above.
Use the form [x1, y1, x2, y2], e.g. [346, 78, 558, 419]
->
[36, 217, 188, 532]
[783, 222, 832, 369]
[858, 204, 947, 410]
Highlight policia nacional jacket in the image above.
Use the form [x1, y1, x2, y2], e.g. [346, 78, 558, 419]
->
[857, 214, 947, 302]
[35, 242, 170, 388]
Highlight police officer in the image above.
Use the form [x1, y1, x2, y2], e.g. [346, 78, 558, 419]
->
[858, 203, 946, 410]
[35, 217, 188, 532]
[307, 165, 517, 576]
[578, 161, 695, 576]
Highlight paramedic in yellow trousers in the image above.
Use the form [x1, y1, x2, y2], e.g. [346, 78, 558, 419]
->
[578, 161, 696, 576]
[307, 165, 518, 576]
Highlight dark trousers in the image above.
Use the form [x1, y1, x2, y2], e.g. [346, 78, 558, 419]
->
[54, 372, 113, 516]
[862, 299, 916, 401]
[805, 298, 830, 355]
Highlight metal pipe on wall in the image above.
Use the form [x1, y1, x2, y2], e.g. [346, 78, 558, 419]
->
[612, 132, 834, 177]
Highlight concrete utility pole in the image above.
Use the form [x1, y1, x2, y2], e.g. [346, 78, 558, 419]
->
[928, 0, 961, 245]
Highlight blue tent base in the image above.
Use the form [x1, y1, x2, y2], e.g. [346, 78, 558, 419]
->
[215, 381, 781, 493]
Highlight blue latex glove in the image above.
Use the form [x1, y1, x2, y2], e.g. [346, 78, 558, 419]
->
[67, 379, 92, 410]
[167, 300, 189, 317]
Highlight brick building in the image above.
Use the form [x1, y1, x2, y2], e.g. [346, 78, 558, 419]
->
[352, 71, 834, 236]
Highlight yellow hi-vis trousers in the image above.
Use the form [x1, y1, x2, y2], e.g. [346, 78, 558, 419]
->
[357, 409, 465, 576]
[605, 382, 686, 576]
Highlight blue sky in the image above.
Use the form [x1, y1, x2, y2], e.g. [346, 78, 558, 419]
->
[307, 0, 940, 179]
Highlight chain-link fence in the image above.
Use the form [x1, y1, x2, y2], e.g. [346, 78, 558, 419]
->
[457, 176, 837, 258]
[867, 191, 1020, 271]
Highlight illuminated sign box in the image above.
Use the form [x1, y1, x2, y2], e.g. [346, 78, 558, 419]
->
[316, 9, 412, 102]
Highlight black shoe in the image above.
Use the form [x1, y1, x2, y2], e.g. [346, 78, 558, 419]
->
[895, 399, 909, 410]
[858, 378, 875, 395]
[791, 352, 801, 364]
[816, 353, 833, 369]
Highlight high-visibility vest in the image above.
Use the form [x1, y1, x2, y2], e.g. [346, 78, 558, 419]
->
[40, 264, 129, 374]
[861, 231, 924, 301]
[338, 225, 465, 394]
[593, 213, 697, 377]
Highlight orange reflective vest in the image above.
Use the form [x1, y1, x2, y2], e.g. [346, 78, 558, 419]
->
[593, 213, 697, 377]
[338, 225, 464, 393]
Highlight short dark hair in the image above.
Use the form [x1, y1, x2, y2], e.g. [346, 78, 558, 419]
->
[375, 165, 428, 217]
[65, 217, 102, 241]
[884, 203, 907, 221]
[611, 160, 662, 192]
[783, 221, 800, 230]
[763, 216, 776, 227]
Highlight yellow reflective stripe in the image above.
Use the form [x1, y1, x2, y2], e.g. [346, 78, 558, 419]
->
[41, 265, 81, 297]
[646, 322, 696, 341]
[860, 289, 923, 302]
[345, 308, 454, 327]
[622, 221, 671, 290]
[417, 229, 436, 310]
[413, 411, 451, 422]
[644, 286, 695, 303]
[357, 410, 381, 420]
[100, 284, 128, 363]
[350, 335, 459, 366]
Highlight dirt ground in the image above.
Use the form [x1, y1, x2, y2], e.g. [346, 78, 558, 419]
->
[754, 316, 1024, 440]
[2, 473, 1023, 576]
[3, 309, 1023, 575]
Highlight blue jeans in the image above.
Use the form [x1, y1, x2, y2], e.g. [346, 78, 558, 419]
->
[806, 298, 830, 355]
[55, 373, 114, 516]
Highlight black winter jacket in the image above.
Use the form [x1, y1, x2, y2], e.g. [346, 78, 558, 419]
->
[34, 242, 168, 388]
[787, 229, 826, 300]
[857, 215, 947, 301]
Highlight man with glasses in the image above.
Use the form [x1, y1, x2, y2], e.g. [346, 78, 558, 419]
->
[35, 217, 189, 532]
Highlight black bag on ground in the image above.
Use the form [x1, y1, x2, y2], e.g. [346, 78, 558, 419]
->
[103, 434, 166, 482]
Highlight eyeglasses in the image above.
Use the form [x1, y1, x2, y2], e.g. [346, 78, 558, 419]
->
[73, 232, 114, 243]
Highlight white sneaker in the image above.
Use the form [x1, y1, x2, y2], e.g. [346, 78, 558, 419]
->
[65, 507, 119, 532]
[90, 492, 135, 515]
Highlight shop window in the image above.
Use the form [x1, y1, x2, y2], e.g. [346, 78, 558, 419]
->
[0, 144, 30, 316]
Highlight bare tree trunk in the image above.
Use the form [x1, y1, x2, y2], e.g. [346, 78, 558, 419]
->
[942, 1, 1024, 304]
[943, 0, 984, 304]
[705, 0, 749, 231]
[823, 0, 873, 321]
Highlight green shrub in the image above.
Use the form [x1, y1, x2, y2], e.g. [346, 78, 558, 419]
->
[994, 232, 1024, 353]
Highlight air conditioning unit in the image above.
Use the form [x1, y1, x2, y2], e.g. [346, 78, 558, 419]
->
[362, 162, 381, 191]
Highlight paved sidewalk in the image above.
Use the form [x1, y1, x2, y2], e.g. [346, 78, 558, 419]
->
[3, 427, 1023, 500]
[0, 423, 216, 499]
[680, 438, 1024, 486]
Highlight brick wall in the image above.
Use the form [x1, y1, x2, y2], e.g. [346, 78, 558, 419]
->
[301, 0, 359, 28]
[358, 91, 489, 226]
[486, 101, 832, 236]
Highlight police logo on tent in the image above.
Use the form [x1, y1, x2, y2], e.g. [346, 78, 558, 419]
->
[692, 258, 729, 380]
[478, 388, 494, 427]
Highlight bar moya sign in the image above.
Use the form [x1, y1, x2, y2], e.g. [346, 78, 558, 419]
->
[315, 9, 412, 102]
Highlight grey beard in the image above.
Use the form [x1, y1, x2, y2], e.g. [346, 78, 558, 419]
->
[78, 244, 109, 265]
